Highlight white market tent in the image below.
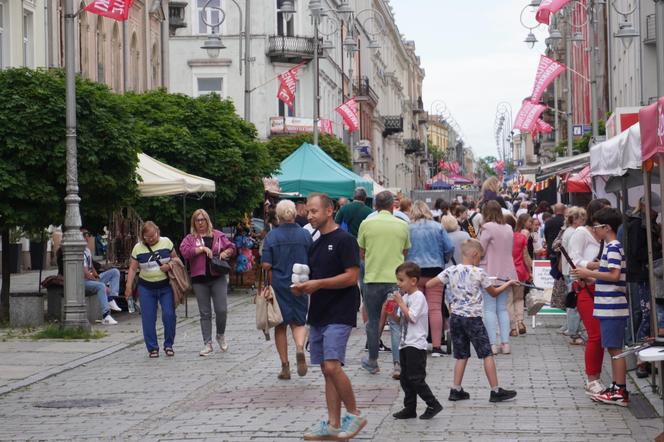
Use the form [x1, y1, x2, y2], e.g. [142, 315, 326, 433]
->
[590, 123, 642, 178]
[362, 174, 386, 195]
[136, 153, 216, 197]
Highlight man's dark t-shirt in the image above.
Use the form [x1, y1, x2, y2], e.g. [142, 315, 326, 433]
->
[295, 215, 308, 227]
[307, 228, 361, 327]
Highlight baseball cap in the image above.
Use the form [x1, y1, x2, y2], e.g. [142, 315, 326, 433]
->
[640, 193, 662, 212]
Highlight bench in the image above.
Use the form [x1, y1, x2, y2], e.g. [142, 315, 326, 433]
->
[46, 285, 101, 324]
[531, 305, 566, 328]
[10, 292, 45, 328]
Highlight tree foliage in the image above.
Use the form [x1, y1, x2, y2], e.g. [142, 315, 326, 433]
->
[477, 156, 498, 179]
[0, 68, 139, 234]
[264, 133, 352, 170]
[125, 90, 277, 239]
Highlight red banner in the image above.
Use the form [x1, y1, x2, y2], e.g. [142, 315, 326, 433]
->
[335, 98, 359, 133]
[640, 97, 664, 162]
[535, 0, 572, 25]
[84, 0, 134, 21]
[530, 55, 566, 104]
[514, 101, 547, 132]
[277, 63, 305, 110]
[319, 118, 334, 135]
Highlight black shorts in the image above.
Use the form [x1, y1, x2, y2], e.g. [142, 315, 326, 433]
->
[450, 314, 492, 360]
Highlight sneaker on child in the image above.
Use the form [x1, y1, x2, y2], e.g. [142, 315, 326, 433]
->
[448, 388, 470, 401]
[591, 385, 629, 407]
[419, 402, 443, 419]
[337, 413, 367, 439]
[489, 388, 517, 402]
[431, 347, 445, 357]
[392, 408, 416, 419]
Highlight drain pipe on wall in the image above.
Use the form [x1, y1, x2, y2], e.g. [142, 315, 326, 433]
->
[160, 0, 169, 89]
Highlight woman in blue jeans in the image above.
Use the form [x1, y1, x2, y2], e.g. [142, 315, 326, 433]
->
[479, 201, 517, 355]
[125, 221, 178, 358]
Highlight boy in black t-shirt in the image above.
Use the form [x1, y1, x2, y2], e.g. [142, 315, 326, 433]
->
[292, 193, 367, 441]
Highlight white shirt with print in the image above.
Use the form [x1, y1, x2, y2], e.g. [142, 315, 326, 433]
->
[437, 264, 493, 318]
[398, 290, 429, 351]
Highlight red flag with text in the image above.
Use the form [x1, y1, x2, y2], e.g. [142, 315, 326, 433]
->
[535, 0, 572, 25]
[277, 63, 305, 110]
[335, 98, 359, 133]
[531, 55, 566, 104]
[514, 101, 547, 132]
[319, 118, 334, 135]
[84, 0, 134, 21]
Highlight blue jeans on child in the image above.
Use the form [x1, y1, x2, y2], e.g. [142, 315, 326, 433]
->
[483, 288, 511, 345]
[138, 283, 176, 352]
[83, 268, 121, 316]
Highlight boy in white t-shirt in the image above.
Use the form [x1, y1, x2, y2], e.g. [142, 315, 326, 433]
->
[391, 262, 443, 420]
[426, 239, 519, 403]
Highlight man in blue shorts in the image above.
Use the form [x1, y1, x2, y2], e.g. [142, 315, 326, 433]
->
[292, 193, 367, 441]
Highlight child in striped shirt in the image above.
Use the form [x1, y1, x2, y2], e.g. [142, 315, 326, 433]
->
[571, 207, 629, 407]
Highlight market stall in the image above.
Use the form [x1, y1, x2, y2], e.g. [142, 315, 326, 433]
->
[273, 143, 374, 199]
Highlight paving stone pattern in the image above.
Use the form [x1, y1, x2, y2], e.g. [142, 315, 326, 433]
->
[0, 296, 661, 441]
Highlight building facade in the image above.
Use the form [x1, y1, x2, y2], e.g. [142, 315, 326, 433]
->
[168, 0, 427, 193]
[48, 0, 169, 92]
[0, 0, 47, 69]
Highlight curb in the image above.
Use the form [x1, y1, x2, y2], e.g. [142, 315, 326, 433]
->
[0, 295, 251, 397]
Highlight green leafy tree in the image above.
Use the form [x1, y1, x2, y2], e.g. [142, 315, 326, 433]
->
[478, 156, 498, 179]
[264, 133, 352, 170]
[554, 120, 606, 157]
[0, 68, 139, 319]
[125, 90, 276, 239]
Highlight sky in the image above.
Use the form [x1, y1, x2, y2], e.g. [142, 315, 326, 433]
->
[390, 0, 550, 159]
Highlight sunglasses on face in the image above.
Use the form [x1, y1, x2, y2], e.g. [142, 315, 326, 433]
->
[195, 218, 207, 223]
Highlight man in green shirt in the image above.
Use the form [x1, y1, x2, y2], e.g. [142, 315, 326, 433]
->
[357, 190, 411, 374]
[335, 187, 373, 238]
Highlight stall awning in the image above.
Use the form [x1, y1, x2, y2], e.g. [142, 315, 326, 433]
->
[536, 152, 590, 182]
[589, 123, 642, 177]
[137, 153, 216, 197]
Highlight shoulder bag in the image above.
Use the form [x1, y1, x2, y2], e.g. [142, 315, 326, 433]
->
[254, 269, 283, 340]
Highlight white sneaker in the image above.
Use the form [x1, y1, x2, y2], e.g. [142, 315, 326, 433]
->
[501, 343, 511, 354]
[491, 345, 500, 355]
[199, 343, 213, 356]
[216, 334, 228, 352]
[585, 380, 605, 395]
[108, 300, 122, 312]
[101, 315, 118, 325]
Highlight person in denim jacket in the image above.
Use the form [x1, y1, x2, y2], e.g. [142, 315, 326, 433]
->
[407, 201, 454, 357]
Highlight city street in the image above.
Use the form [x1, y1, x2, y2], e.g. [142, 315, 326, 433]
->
[0, 290, 661, 442]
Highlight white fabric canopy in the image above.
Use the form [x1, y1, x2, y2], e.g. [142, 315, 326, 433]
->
[362, 174, 386, 195]
[137, 153, 216, 197]
[589, 123, 642, 177]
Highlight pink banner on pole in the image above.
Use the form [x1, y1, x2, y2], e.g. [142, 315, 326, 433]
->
[640, 97, 664, 162]
[277, 63, 304, 110]
[335, 98, 359, 133]
[319, 118, 334, 135]
[514, 101, 547, 132]
[535, 0, 572, 25]
[531, 55, 566, 104]
[84, 0, 134, 21]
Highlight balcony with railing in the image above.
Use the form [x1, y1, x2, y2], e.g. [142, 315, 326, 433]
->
[403, 139, 425, 155]
[267, 35, 321, 63]
[383, 116, 403, 137]
[354, 77, 379, 106]
[168, 2, 188, 35]
[644, 14, 656, 45]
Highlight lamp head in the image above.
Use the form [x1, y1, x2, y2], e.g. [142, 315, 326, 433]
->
[308, 0, 323, 18]
[548, 28, 562, 42]
[368, 39, 381, 49]
[571, 31, 585, 44]
[337, 1, 354, 22]
[614, 19, 639, 50]
[524, 31, 538, 49]
[201, 34, 225, 58]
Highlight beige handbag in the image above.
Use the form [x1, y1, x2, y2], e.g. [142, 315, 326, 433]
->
[254, 269, 283, 340]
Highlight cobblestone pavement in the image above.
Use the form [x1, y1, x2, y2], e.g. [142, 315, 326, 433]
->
[0, 295, 661, 441]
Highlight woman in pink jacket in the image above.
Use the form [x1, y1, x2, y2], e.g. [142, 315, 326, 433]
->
[180, 209, 236, 356]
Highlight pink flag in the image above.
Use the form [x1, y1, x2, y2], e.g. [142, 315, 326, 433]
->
[495, 160, 505, 175]
[84, 0, 134, 21]
[277, 63, 305, 110]
[531, 55, 566, 104]
[535, 0, 571, 25]
[514, 101, 547, 132]
[640, 97, 664, 162]
[536, 119, 554, 134]
[335, 98, 359, 133]
[319, 118, 334, 135]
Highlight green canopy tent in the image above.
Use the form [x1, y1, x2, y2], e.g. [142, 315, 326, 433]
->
[273, 143, 374, 199]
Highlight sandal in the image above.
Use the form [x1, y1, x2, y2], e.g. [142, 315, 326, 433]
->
[570, 337, 584, 345]
[164, 348, 175, 357]
[148, 350, 159, 358]
[509, 329, 518, 337]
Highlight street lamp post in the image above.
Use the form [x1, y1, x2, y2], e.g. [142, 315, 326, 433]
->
[62, 0, 89, 330]
[310, 0, 322, 146]
[200, 0, 255, 122]
[656, 0, 664, 96]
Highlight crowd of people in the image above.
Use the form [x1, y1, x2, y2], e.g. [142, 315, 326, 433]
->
[111, 175, 664, 439]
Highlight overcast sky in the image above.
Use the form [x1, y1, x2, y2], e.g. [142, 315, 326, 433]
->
[390, 0, 550, 160]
